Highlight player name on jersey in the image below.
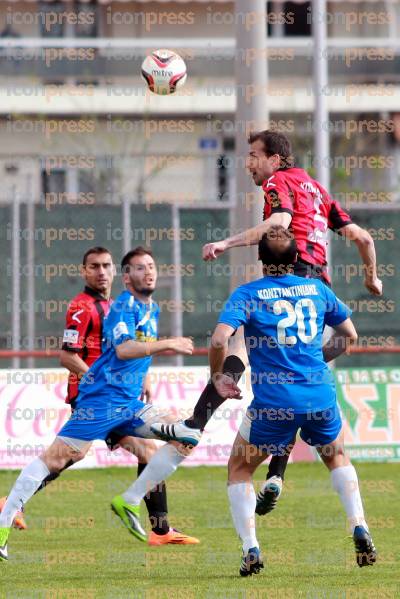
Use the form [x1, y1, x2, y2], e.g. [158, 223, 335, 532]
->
[257, 284, 318, 300]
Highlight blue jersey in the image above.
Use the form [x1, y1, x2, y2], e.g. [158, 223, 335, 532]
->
[78, 289, 159, 404]
[218, 274, 351, 413]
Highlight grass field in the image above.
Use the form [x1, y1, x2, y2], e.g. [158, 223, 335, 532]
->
[0, 463, 399, 599]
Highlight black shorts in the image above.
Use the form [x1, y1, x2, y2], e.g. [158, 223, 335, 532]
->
[293, 259, 331, 287]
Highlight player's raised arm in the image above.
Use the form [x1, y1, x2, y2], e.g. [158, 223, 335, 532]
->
[203, 132, 294, 261]
[115, 336, 193, 360]
[337, 223, 383, 296]
[202, 212, 292, 261]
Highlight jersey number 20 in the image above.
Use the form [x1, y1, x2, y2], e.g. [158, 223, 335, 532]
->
[273, 299, 317, 345]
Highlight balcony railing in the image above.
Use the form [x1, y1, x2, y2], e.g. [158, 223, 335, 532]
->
[0, 37, 400, 84]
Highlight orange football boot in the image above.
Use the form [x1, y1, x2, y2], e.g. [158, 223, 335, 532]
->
[148, 528, 200, 546]
[0, 496, 27, 530]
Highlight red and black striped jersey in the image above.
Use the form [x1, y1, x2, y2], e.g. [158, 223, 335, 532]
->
[62, 286, 111, 404]
[262, 167, 352, 275]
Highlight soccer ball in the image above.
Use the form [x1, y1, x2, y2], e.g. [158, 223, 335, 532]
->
[141, 49, 187, 95]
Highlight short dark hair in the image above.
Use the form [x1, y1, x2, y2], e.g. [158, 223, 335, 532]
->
[121, 246, 154, 272]
[248, 130, 294, 169]
[258, 226, 297, 268]
[82, 246, 112, 266]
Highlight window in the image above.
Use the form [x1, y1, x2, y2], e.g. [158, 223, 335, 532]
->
[42, 169, 66, 195]
[74, 0, 98, 38]
[283, 1, 311, 36]
[267, 1, 311, 37]
[39, 0, 98, 38]
[39, 1, 65, 38]
[217, 138, 235, 202]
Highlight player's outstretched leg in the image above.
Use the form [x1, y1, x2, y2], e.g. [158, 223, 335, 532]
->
[317, 431, 377, 567]
[111, 443, 191, 543]
[0, 438, 88, 560]
[140, 466, 199, 546]
[135, 461, 199, 545]
[0, 497, 27, 531]
[151, 354, 246, 444]
[0, 527, 9, 561]
[0, 456, 84, 531]
[111, 495, 147, 542]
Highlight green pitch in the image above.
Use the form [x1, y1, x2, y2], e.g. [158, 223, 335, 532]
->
[0, 463, 399, 598]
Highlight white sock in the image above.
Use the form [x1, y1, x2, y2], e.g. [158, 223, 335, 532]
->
[331, 464, 368, 532]
[227, 482, 258, 552]
[122, 444, 185, 506]
[0, 458, 50, 527]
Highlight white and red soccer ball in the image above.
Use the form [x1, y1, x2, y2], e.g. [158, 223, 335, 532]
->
[141, 49, 187, 95]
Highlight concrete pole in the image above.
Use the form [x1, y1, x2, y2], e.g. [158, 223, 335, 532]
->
[313, 0, 333, 349]
[232, 0, 268, 289]
[313, 0, 330, 192]
[171, 203, 183, 367]
[11, 185, 21, 369]
[122, 195, 131, 256]
[26, 174, 35, 369]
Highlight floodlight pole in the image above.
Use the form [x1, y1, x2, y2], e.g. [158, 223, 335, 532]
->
[233, 0, 268, 289]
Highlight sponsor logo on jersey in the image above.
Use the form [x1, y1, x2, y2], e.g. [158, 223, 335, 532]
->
[268, 189, 281, 208]
[63, 329, 79, 344]
[113, 321, 129, 340]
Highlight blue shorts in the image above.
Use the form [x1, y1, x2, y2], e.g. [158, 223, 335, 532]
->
[239, 402, 342, 455]
[57, 393, 149, 446]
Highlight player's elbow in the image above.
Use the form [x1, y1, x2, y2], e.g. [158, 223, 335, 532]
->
[353, 227, 373, 248]
[59, 350, 70, 369]
[115, 344, 127, 360]
[211, 331, 228, 350]
[347, 330, 358, 346]
[266, 212, 292, 230]
[344, 324, 358, 346]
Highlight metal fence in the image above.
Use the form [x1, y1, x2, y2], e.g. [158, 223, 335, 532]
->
[1, 191, 399, 369]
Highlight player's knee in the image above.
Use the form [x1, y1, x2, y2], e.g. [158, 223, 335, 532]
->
[227, 454, 243, 479]
[42, 454, 68, 473]
[70, 450, 86, 463]
[141, 440, 158, 461]
[319, 441, 347, 469]
[42, 440, 83, 472]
